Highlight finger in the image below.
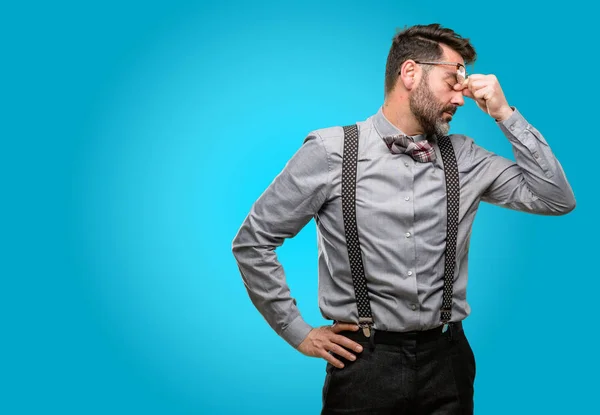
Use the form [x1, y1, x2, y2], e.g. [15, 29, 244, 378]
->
[460, 76, 478, 93]
[332, 333, 364, 353]
[322, 350, 345, 369]
[464, 73, 486, 82]
[473, 85, 494, 101]
[466, 74, 490, 92]
[462, 87, 475, 99]
[468, 79, 489, 91]
[327, 342, 357, 362]
[331, 322, 360, 334]
[453, 81, 467, 91]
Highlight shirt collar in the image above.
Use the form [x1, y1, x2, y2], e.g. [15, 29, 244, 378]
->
[372, 106, 428, 143]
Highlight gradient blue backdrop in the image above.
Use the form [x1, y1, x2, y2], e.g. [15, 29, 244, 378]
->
[3, 1, 597, 414]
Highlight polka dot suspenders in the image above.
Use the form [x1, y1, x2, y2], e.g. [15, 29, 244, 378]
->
[341, 124, 460, 339]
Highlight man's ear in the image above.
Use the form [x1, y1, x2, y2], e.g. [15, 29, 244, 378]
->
[399, 60, 419, 90]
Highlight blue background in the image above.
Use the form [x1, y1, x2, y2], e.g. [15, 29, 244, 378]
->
[2, 1, 597, 413]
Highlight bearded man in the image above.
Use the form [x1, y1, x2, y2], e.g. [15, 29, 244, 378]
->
[232, 23, 576, 415]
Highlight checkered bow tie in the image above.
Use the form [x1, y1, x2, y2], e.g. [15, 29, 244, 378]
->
[383, 134, 436, 163]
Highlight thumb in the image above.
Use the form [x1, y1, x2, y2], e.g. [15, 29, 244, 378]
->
[331, 322, 360, 333]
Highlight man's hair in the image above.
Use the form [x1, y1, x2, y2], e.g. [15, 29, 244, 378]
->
[384, 23, 477, 97]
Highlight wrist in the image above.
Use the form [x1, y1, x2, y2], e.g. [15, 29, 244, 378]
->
[494, 106, 514, 122]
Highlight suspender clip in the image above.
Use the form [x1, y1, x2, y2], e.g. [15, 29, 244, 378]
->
[358, 317, 373, 338]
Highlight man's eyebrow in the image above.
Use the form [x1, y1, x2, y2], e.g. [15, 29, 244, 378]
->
[444, 71, 458, 81]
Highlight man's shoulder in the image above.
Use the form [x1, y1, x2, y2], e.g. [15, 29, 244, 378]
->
[308, 118, 374, 148]
[446, 133, 474, 154]
[310, 125, 345, 141]
[444, 133, 487, 169]
[446, 132, 470, 145]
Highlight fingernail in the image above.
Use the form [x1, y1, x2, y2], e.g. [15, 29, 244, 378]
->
[350, 355, 356, 361]
[356, 345, 363, 352]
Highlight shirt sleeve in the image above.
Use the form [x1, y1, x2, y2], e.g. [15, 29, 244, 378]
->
[470, 108, 576, 214]
[231, 132, 332, 349]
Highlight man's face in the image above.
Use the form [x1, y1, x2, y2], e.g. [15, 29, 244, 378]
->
[409, 70, 458, 138]
[408, 46, 466, 138]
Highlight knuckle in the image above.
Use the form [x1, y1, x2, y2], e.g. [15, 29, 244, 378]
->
[328, 344, 341, 356]
[333, 343, 346, 354]
[331, 342, 355, 360]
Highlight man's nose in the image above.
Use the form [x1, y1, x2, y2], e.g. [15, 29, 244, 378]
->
[451, 91, 465, 107]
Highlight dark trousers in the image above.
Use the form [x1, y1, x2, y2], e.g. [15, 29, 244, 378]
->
[321, 322, 476, 415]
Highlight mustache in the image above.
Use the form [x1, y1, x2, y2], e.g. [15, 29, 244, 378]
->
[442, 106, 457, 116]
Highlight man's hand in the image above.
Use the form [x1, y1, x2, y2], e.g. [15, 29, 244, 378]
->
[297, 322, 364, 369]
[454, 74, 514, 122]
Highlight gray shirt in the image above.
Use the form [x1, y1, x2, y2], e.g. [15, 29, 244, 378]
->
[231, 107, 576, 349]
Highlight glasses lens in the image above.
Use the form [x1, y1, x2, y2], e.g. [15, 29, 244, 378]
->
[457, 65, 466, 83]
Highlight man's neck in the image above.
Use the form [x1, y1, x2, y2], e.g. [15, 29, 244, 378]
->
[382, 102, 424, 136]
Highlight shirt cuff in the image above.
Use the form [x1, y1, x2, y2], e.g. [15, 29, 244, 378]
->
[496, 106, 553, 178]
[281, 314, 313, 349]
[497, 106, 527, 137]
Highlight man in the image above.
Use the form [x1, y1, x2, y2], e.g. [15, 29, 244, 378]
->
[231, 23, 575, 414]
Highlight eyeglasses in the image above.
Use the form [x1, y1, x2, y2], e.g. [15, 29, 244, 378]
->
[412, 61, 467, 84]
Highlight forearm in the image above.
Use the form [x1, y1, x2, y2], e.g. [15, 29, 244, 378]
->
[232, 223, 313, 348]
[482, 108, 576, 214]
[231, 132, 332, 348]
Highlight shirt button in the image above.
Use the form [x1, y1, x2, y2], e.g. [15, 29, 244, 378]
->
[404, 162, 409, 167]
[405, 196, 410, 201]
[410, 304, 417, 311]
[509, 125, 515, 131]
[405, 232, 411, 238]
[407, 271, 413, 276]
[533, 152, 539, 159]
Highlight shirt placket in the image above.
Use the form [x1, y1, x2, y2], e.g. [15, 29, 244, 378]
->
[403, 158, 420, 327]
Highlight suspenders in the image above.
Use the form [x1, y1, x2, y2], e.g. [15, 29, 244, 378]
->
[340, 124, 460, 339]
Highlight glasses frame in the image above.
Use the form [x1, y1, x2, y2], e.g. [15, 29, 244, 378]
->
[412, 61, 467, 84]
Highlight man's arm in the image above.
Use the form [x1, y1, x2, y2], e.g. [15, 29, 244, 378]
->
[231, 132, 332, 349]
[457, 75, 575, 214]
[473, 108, 576, 214]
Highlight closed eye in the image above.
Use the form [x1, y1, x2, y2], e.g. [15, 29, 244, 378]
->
[444, 72, 458, 89]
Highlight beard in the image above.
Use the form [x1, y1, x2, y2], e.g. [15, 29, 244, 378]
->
[409, 75, 457, 141]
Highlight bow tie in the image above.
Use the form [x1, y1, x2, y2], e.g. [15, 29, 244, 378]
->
[383, 134, 436, 163]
